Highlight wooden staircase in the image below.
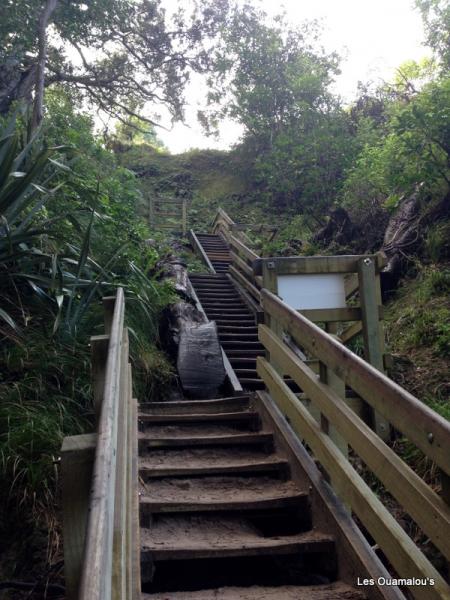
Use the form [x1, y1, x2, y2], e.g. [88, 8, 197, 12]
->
[67, 215, 450, 600]
[194, 233, 231, 273]
[138, 393, 366, 599]
[190, 272, 266, 390]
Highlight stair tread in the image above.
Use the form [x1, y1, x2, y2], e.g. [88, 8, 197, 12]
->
[143, 582, 366, 599]
[140, 423, 260, 438]
[139, 475, 305, 511]
[141, 515, 334, 559]
[139, 448, 287, 475]
[139, 397, 250, 415]
[138, 411, 258, 423]
[139, 431, 272, 447]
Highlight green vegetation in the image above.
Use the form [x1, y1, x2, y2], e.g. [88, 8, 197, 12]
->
[0, 0, 449, 593]
[0, 100, 175, 586]
[386, 266, 450, 418]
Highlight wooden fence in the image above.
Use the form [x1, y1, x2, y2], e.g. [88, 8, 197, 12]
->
[146, 196, 187, 234]
[60, 289, 140, 600]
[212, 208, 450, 600]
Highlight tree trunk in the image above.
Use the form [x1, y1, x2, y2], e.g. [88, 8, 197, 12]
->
[31, 0, 58, 130]
[160, 253, 226, 399]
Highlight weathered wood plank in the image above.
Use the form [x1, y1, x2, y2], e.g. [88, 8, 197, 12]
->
[256, 358, 450, 600]
[259, 325, 450, 558]
[78, 289, 125, 600]
[261, 288, 450, 475]
[299, 307, 364, 322]
[91, 335, 110, 423]
[254, 254, 386, 276]
[230, 250, 254, 278]
[340, 321, 363, 344]
[61, 433, 97, 600]
[229, 234, 259, 263]
[229, 265, 261, 303]
[358, 257, 390, 440]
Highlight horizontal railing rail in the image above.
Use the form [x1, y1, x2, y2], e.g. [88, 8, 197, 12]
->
[256, 290, 450, 600]
[212, 208, 262, 302]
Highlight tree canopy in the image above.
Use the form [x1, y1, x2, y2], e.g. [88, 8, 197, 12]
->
[0, 0, 232, 126]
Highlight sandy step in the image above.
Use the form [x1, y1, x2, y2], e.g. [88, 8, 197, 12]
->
[138, 411, 260, 428]
[139, 431, 273, 451]
[139, 448, 289, 478]
[143, 582, 366, 599]
[139, 397, 250, 415]
[139, 475, 307, 514]
[141, 515, 334, 560]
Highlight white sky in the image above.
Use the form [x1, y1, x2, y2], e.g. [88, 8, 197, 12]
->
[158, 0, 428, 153]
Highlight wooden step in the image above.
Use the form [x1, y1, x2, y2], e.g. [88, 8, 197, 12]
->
[139, 448, 289, 479]
[234, 369, 259, 377]
[139, 431, 273, 450]
[189, 273, 228, 278]
[139, 475, 307, 514]
[217, 325, 258, 332]
[229, 357, 257, 365]
[219, 333, 259, 341]
[225, 349, 265, 357]
[138, 411, 260, 427]
[215, 317, 256, 323]
[141, 515, 335, 560]
[238, 378, 265, 389]
[205, 310, 251, 321]
[201, 302, 247, 310]
[221, 341, 265, 349]
[193, 287, 235, 293]
[196, 291, 239, 296]
[139, 396, 250, 415]
[143, 582, 366, 599]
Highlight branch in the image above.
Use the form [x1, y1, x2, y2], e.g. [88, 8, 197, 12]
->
[31, 0, 59, 131]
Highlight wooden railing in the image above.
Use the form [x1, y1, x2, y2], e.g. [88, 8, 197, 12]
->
[61, 289, 139, 600]
[211, 208, 450, 600]
[146, 195, 188, 234]
[212, 208, 262, 303]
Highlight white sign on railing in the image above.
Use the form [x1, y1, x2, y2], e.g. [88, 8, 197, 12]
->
[277, 274, 346, 310]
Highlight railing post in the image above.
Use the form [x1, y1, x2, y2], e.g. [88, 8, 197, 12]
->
[320, 322, 348, 461]
[91, 334, 110, 423]
[357, 257, 390, 440]
[61, 433, 97, 600]
[103, 296, 116, 335]
[262, 261, 284, 374]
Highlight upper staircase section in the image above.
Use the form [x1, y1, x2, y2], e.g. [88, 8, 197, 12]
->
[194, 233, 231, 273]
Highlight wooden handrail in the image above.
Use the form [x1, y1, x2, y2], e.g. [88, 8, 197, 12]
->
[257, 357, 450, 600]
[211, 208, 261, 299]
[70, 288, 138, 600]
[79, 288, 125, 599]
[259, 324, 450, 559]
[189, 229, 215, 272]
[261, 288, 450, 475]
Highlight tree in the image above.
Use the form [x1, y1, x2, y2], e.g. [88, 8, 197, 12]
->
[0, 0, 231, 127]
[202, 5, 352, 214]
[416, 0, 450, 71]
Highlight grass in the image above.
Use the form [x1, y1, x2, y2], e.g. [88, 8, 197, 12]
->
[385, 264, 450, 416]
